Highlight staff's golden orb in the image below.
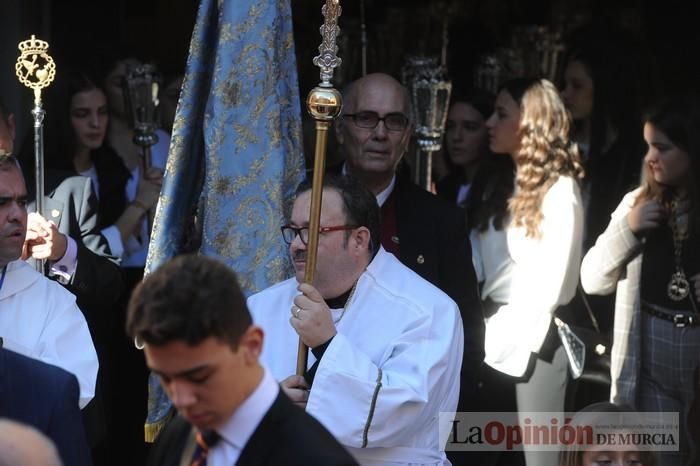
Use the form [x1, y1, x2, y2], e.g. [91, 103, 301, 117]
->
[306, 86, 342, 121]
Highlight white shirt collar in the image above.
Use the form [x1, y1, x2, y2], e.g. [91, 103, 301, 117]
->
[375, 175, 396, 207]
[215, 365, 279, 450]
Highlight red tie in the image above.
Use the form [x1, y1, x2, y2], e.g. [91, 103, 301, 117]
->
[190, 430, 219, 466]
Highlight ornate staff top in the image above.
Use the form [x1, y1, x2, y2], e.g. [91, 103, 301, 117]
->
[312, 0, 342, 87]
[307, 0, 343, 123]
[15, 35, 56, 106]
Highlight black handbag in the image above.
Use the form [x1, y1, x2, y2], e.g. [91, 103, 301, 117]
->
[555, 285, 612, 385]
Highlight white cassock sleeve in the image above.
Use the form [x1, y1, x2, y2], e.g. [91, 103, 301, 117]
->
[33, 296, 99, 409]
[2, 286, 98, 409]
[0, 261, 98, 409]
[306, 309, 463, 449]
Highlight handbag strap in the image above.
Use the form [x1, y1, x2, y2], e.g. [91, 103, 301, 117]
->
[577, 282, 602, 334]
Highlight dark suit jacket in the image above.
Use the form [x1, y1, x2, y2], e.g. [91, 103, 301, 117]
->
[28, 173, 123, 347]
[148, 391, 357, 466]
[29, 173, 124, 448]
[0, 348, 92, 466]
[40, 172, 123, 309]
[391, 169, 485, 409]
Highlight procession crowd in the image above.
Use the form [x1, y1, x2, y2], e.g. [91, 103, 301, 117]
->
[0, 23, 698, 466]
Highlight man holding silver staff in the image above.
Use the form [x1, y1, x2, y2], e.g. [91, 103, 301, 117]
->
[0, 153, 98, 410]
[248, 174, 464, 466]
[2, 88, 124, 457]
[0, 95, 123, 319]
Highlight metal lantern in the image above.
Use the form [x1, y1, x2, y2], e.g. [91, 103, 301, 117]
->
[122, 63, 160, 168]
[402, 56, 451, 190]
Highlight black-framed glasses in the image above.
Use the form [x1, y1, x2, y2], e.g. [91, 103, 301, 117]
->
[343, 111, 409, 131]
[280, 224, 358, 245]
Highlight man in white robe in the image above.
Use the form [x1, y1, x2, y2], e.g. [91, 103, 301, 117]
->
[248, 175, 464, 466]
[0, 155, 98, 409]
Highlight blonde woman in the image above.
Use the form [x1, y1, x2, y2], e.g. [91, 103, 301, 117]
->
[484, 78, 584, 466]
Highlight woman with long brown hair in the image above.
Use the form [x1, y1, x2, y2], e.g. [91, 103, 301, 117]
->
[581, 95, 700, 466]
[437, 87, 494, 208]
[484, 77, 584, 466]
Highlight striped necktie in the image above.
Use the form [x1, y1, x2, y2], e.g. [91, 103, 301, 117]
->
[190, 430, 220, 466]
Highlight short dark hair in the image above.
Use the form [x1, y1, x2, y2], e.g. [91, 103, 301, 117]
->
[295, 174, 381, 256]
[126, 254, 252, 349]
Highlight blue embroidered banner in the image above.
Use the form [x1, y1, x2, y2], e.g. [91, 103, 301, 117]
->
[143, 0, 304, 439]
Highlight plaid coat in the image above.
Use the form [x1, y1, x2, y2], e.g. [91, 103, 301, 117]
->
[580, 188, 645, 407]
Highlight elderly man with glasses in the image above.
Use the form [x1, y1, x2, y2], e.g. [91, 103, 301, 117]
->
[333, 73, 484, 427]
[248, 174, 464, 466]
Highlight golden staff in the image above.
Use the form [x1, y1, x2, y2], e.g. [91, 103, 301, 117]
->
[15, 35, 56, 273]
[297, 0, 343, 376]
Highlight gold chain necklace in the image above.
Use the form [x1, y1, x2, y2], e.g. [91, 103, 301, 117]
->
[667, 198, 690, 301]
[333, 280, 359, 324]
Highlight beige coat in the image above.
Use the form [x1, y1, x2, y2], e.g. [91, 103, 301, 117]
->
[580, 188, 645, 406]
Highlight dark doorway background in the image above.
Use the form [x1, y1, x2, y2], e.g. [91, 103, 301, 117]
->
[1, 0, 698, 141]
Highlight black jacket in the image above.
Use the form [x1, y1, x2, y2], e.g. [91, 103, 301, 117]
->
[391, 170, 485, 407]
[0, 348, 92, 466]
[148, 391, 358, 466]
[29, 173, 124, 449]
[29, 173, 124, 347]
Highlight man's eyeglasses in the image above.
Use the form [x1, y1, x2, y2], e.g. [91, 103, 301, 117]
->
[280, 224, 358, 245]
[343, 111, 409, 131]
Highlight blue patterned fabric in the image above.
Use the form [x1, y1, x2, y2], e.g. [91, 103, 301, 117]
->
[143, 0, 304, 439]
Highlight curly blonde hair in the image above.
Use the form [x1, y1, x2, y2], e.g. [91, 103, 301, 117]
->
[504, 78, 584, 237]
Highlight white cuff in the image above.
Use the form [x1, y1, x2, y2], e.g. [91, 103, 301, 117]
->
[50, 236, 78, 283]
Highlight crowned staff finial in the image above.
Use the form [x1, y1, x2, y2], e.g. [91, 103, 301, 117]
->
[15, 35, 56, 106]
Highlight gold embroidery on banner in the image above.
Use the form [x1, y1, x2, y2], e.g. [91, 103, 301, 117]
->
[194, 3, 301, 292]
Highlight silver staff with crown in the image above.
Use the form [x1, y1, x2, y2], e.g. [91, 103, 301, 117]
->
[15, 35, 57, 272]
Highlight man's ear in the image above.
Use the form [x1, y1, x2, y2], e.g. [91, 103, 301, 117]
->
[240, 325, 264, 364]
[353, 226, 371, 253]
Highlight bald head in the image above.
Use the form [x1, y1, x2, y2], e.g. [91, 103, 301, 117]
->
[0, 419, 63, 466]
[342, 73, 411, 116]
[336, 73, 413, 194]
